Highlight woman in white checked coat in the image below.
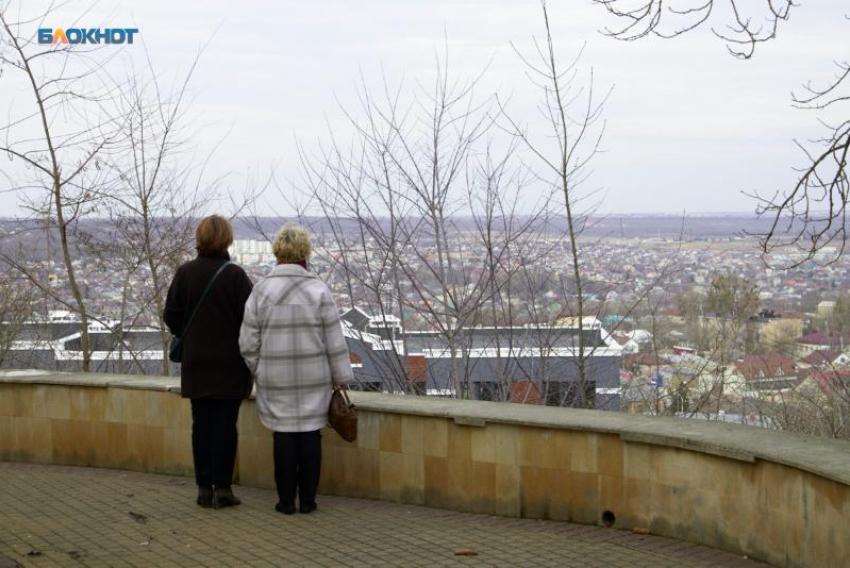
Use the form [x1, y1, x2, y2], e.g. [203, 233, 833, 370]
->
[239, 223, 352, 515]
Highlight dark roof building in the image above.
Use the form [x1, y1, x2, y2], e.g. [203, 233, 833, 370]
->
[3, 307, 624, 410]
[341, 309, 623, 410]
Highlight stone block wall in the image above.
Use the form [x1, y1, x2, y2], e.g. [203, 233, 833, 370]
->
[1, 372, 848, 568]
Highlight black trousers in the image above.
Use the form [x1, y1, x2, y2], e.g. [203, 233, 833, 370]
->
[273, 430, 322, 507]
[190, 398, 241, 488]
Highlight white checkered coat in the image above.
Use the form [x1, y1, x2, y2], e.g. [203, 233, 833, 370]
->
[239, 264, 353, 432]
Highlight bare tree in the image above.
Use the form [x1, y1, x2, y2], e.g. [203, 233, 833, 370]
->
[594, 0, 793, 59]
[592, 0, 850, 265]
[0, 4, 251, 374]
[293, 4, 680, 408]
[294, 62, 553, 399]
[778, 365, 850, 440]
[0, 270, 34, 367]
[98, 48, 229, 375]
[702, 272, 759, 360]
[755, 68, 850, 265]
[499, 2, 612, 407]
[0, 2, 128, 371]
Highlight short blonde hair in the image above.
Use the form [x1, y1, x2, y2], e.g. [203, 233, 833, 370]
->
[196, 215, 233, 256]
[273, 223, 312, 263]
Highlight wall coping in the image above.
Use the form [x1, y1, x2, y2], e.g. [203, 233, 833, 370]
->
[4, 369, 850, 487]
[0, 369, 179, 392]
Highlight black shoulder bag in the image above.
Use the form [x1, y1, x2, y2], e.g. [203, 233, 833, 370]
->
[169, 261, 232, 363]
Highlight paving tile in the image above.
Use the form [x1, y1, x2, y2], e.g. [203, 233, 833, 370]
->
[0, 461, 774, 568]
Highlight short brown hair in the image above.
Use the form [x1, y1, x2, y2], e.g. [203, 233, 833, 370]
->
[195, 215, 233, 256]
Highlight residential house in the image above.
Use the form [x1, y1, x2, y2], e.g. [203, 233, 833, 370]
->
[798, 350, 849, 370]
[795, 369, 850, 402]
[727, 354, 798, 399]
[796, 330, 850, 357]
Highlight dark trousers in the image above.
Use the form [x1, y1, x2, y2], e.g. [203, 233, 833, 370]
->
[273, 430, 322, 507]
[190, 398, 241, 488]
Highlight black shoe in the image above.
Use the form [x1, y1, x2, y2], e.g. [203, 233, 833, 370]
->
[275, 502, 296, 515]
[213, 486, 242, 509]
[299, 502, 317, 514]
[196, 486, 213, 508]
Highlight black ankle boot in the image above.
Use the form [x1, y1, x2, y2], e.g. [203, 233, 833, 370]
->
[213, 486, 242, 509]
[299, 502, 317, 514]
[197, 486, 213, 508]
[275, 502, 296, 515]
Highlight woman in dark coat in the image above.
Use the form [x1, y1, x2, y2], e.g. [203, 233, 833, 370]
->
[164, 215, 254, 509]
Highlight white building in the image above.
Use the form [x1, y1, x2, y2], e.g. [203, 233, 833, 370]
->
[230, 239, 275, 265]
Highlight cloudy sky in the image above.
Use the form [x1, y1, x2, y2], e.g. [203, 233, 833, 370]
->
[0, 0, 846, 216]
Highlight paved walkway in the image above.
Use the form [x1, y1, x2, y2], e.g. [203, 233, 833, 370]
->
[0, 462, 768, 568]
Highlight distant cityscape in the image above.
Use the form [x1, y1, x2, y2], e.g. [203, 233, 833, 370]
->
[2, 215, 849, 439]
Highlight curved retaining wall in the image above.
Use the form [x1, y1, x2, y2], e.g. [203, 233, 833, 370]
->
[0, 370, 848, 568]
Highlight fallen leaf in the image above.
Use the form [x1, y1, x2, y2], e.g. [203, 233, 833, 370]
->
[25, 550, 41, 557]
[454, 548, 478, 556]
[128, 512, 148, 524]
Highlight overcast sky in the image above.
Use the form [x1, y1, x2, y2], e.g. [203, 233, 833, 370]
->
[0, 0, 846, 216]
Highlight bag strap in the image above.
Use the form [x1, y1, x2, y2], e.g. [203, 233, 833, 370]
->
[179, 261, 232, 338]
[336, 387, 353, 407]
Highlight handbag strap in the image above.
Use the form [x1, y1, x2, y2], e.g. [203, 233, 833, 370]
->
[337, 387, 353, 406]
[179, 261, 232, 338]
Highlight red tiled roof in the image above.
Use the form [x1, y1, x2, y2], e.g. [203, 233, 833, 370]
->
[623, 353, 671, 369]
[800, 350, 841, 366]
[809, 370, 850, 394]
[734, 354, 796, 381]
[797, 330, 850, 346]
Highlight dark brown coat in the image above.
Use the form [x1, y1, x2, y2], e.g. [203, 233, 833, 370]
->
[164, 253, 254, 399]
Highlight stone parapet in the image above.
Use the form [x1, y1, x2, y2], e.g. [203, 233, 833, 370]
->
[1, 370, 848, 568]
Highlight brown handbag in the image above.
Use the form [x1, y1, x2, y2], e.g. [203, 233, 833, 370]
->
[328, 388, 357, 442]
